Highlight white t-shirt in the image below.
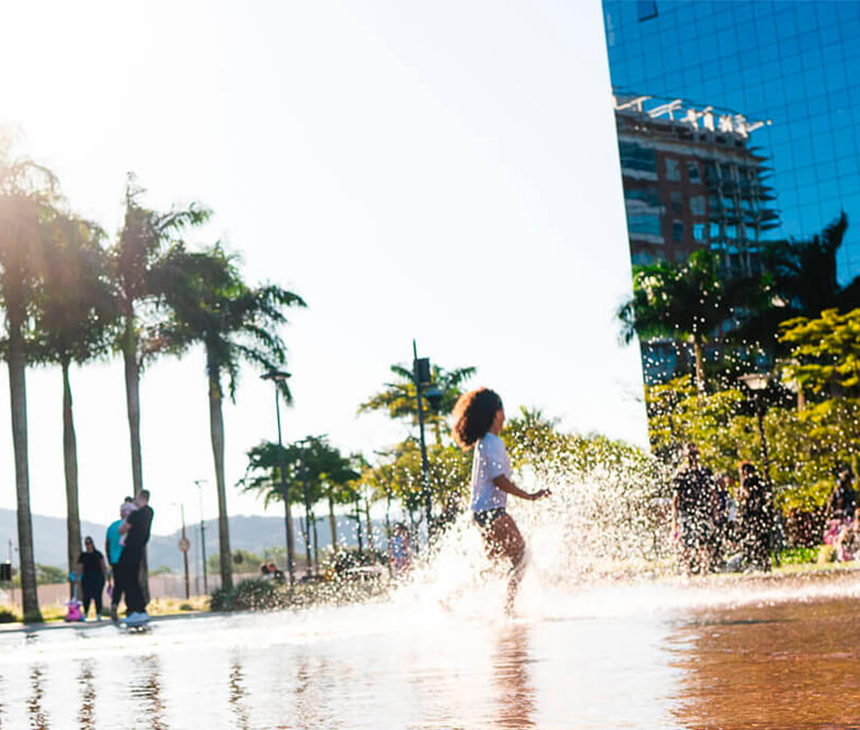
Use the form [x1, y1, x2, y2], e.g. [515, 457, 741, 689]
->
[470, 432, 511, 512]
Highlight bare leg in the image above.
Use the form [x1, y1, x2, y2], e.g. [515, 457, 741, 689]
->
[483, 513, 527, 614]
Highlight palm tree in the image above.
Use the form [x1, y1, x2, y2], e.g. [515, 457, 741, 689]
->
[733, 212, 856, 354]
[240, 436, 356, 572]
[32, 213, 114, 579]
[0, 140, 60, 621]
[112, 175, 211, 498]
[157, 244, 305, 589]
[358, 363, 476, 443]
[617, 249, 729, 393]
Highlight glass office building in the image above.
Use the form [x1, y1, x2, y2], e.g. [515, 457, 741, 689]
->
[603, 0, 860, 381]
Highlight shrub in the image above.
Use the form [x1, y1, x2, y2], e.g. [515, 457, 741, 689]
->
[780, 546, 820, 565]
[818, 544, 836, 564]
[0, 608, 18, 623]
[209, 579, 287, 612]
[209, 586, 237, 612]
[232, 579, 285, 610]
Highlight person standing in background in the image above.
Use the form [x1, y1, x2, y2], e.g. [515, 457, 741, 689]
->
[117, 490, 154, 622]
[76, 537, 108, 621]
[105, 499, 135, 621]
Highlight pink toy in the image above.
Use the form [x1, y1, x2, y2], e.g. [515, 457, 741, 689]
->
[64, 572, 84, 622]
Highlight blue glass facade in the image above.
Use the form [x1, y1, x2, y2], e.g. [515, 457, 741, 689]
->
[603, 0, 860, 280]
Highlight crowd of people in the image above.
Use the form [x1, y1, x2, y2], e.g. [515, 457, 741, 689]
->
[73, 490, 154, 622]
[670, 442, 860, 574]
[671, 442, 776, 575]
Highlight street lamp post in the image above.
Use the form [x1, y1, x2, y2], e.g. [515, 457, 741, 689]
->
[411, 340, 444, 538]
[739, 373, 773, 487]
[262, 370, 295, 586]
[195, 479, 208, 593]
[739, 372, 777, 568]
[172, 502, 191, 599]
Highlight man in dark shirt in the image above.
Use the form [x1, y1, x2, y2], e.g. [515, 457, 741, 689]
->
[671, 442, 715, 575]
[117, 489, 154, 621]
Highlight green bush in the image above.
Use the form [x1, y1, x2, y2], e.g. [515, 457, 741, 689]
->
[780, 546, 821, 565]
[232, 579, 285, 610]
[0, 608, 19, 623]
[818, 544, 837, 564]
[209, 586, 237, 612]
[209, 579, 287, 612]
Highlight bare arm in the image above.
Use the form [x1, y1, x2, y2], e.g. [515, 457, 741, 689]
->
[492, 474, 550, 501]
[118, 520, 129, 535]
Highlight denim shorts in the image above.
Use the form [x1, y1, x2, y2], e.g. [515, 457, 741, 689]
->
[473, 508, 505, 528]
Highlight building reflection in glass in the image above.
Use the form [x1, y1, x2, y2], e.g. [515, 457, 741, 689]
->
[603, 0, 860, 384]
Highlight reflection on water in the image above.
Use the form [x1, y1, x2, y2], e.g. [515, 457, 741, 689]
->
[28, 665, 48, 730]
[492, 626, 535, 729]
[671, 597, 860, 729]
[228, 659, 250, 730]
[129, 655, 167, 730]
[0, 578, 857, 728]
[78, 661, 95, 730]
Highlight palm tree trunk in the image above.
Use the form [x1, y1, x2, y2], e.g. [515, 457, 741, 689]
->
[355, 498, 363, 555]
[8, 328, 40, 621]
[328, 495, 337, 549]
[303, 500, 312, 575]
[122, 324, 144, 496]
[122, 329, 150, 603]
[208, 371, 232, 590]
[364, 498, 374, 551]
[61, 360, 82, 594]
[693, 340, 706, 393]
[311, 510, 319, 573]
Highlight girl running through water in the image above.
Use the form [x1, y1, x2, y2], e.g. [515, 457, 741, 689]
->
[452, 388, 550, 613]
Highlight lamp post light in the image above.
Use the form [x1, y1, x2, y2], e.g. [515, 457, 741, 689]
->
[412, 340, 444, 537]
[739, 371, 777, 568]
[261, 369, 295, 586]
[194, 479, 208, 593]
[739, 372, 773, 487]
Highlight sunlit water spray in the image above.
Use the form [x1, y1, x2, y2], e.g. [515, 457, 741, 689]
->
[1, 447, 859, 728]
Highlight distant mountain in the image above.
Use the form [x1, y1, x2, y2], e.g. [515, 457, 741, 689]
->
[0, 509, 388, 573]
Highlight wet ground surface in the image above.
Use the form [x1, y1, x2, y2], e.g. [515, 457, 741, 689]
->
[670, 597, 860, 729]
[0, 577, 858, 729]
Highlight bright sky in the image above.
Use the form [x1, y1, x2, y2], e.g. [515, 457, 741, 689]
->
[0, 0, 645, 536]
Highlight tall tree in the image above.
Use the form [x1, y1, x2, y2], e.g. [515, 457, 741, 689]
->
[358, 363, 476, 443]
[157, 244, 305, 589]
[0, 139, 60, 621]
[240, 436, 357, 566]
[617, 249, 729, 392]
[732, 212, 855, 354]
[112, 175, 211, 498]
[32, 214, 114, 579]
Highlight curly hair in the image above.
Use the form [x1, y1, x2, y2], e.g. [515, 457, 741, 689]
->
[451, 388, 503, 449]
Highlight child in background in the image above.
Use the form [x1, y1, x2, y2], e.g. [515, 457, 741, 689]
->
[118, 497, 137, 547]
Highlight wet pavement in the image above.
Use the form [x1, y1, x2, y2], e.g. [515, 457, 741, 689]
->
[0, 576, 857, 729]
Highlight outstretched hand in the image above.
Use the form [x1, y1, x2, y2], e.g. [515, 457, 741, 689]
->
[531, 488, 552, 500]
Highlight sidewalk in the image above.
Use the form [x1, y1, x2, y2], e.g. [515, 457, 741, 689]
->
[0, 610, 213, 635]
